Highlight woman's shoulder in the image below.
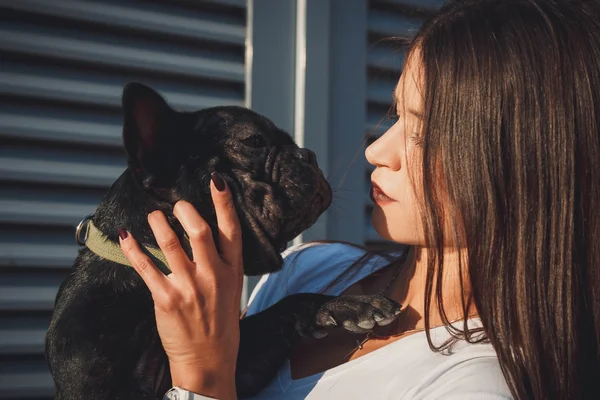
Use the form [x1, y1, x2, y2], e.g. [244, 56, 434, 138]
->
[412, 353, 513, 399]
[245, 242, 403, 317]
[396, 325, 513, 399]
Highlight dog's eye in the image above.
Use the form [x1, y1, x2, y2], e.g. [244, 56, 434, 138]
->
[241, 134, 267, 148]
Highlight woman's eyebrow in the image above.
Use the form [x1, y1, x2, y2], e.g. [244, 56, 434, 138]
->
[392, 91, 424, 119]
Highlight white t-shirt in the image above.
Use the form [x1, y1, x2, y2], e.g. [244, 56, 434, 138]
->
[244, 243, 513, 400]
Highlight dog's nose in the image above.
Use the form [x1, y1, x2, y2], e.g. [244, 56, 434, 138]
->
[298, 149, 317, 166]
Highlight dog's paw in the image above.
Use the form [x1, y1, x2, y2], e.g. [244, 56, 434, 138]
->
[313, 294, 402, 336]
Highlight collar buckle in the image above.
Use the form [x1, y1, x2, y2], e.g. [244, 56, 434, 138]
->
[75, 214, 95, 246]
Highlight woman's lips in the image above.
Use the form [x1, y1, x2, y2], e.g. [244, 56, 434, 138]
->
[370, 182, 395, 204]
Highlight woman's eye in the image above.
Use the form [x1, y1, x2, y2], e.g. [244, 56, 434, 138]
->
[241, 135, 267, 148]
[387, 104, 400, 121]
[410, 134, 424, 146]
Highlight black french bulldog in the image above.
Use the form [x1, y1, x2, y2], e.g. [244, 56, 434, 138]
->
[45, 83, 401, 399]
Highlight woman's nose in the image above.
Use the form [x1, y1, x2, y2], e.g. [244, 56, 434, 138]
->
[365, 128, 402, 170]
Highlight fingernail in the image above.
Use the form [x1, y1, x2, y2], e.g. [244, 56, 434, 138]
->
[211, 172, 226, 192]
[119, 228, 128, 240]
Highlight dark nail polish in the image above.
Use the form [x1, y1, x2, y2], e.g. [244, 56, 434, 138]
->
[211, 172, 226, 191]
[119, 228, 128, 240]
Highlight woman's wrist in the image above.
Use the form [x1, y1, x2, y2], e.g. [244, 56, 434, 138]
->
[170, 362, 237, 400]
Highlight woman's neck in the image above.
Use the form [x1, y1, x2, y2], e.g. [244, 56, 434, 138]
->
[388, 245, 478, 331]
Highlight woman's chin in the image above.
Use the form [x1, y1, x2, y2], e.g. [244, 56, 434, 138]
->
[371, 208, 394, 241]
[371, 208, 424, 245]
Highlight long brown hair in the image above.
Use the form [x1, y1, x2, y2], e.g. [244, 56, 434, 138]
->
[410, 0, 600, 398]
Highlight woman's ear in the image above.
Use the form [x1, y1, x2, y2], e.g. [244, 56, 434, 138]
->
[121, 82, 177, 186]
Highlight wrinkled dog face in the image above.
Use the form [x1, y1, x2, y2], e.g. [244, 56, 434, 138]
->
[121, 83, 332, 275]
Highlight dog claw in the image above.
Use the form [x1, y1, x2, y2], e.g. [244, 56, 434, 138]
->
[326, 315, 338, 327]
[357, 319, 376, 330]
[312, 330, 328, 339]
[375, 317, 396, 326]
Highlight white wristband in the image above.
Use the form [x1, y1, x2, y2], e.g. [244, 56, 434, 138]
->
[163, 386, 219, 400]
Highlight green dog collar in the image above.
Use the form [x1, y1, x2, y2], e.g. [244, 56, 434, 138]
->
[76, 214, 172, 275]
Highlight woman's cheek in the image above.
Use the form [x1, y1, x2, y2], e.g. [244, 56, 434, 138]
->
[371, 202, 425, 245]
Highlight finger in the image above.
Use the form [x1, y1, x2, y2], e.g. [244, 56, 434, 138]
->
[210, 172, 243, 272]
[119, 230, 168, 294]
[173, 200, 219, 265]
[147, 211, 193, 277]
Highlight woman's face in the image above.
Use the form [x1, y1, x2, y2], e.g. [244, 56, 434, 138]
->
[366, 53, 426, 245]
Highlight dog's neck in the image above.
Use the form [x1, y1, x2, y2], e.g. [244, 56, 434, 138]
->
[92, 168, 181, 247]
[81, 217, 173, 274]
[90, 167, 284, 276]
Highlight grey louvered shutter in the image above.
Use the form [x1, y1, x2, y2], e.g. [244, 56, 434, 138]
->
[0, 0, 246, 397]
[365, 0, 443, 247]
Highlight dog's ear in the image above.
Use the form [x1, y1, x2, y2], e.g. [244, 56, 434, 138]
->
[122, 82, 178, 186]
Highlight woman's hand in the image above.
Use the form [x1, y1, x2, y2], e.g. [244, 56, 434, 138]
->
[119, 173, 243, 400]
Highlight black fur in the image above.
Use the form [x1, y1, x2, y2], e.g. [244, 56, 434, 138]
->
[44, 83, 401, 399]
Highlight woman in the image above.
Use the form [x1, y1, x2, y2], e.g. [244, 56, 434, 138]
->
[118, 0, 600, 398]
